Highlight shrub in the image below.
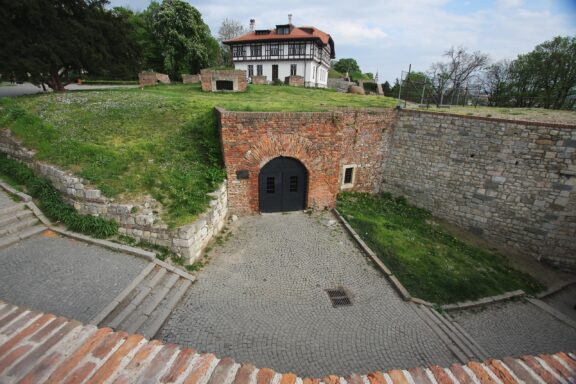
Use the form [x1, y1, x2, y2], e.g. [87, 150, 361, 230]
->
[0, 154, 118, 238]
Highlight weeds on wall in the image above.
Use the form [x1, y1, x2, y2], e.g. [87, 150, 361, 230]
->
[0, 154, 118, 238]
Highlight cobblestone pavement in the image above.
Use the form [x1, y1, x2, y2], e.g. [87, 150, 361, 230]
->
[0, 233, 148, 322]
[543, 285, 576, 322]
[0, 189, 15, 208]
[158, 211, 455, 377]
[450, 300, 576, 358]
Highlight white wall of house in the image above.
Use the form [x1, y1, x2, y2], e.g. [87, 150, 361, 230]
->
[235, 61, 329, 88]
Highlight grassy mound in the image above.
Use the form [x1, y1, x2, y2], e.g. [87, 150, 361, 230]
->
[336, 192, 543, 304]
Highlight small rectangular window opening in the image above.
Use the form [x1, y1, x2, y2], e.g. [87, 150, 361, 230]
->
[344, 167, 354, 184]
[289, 176, 298, 192]
[290, 64, 297, 76]
[266, 177, 275, 193]
[257, 65, 263, 76]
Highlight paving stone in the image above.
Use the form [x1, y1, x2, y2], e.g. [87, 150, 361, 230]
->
[450, 301, 576, 359]
[0, 235, 148, 322]
[157, 211, 455, 377]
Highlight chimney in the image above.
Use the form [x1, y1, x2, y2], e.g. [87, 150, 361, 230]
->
[288, 14, 292, 24]
[250, 19, 255, 32]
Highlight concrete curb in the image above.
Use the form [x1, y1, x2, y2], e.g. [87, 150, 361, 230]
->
[440, 290, 526, 311]
[333, 208, 412, 301]
[50, 227, 155, 262]
[0, 181, 32, 202]
[535, 277, 576, 299]
[527, 298, 576, 330]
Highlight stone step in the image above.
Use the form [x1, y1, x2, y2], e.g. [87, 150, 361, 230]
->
[0, 216, 38, 237]
[0, 203, 26, 218]
[104, 266, 168, 330]
[444, 312, 491, 361]
[0, 225, 45, 250]
[0, 205, 31, 228]
[421, 305, 486, 362]
[119, 272, 181, 334]
[140, 278, 192, 339]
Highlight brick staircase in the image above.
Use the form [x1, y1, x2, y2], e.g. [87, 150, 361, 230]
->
[0, 202, 45, 250]
[89, 262, 193, 340]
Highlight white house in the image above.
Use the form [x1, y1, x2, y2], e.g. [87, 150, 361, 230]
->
[223, 16, 335, 88]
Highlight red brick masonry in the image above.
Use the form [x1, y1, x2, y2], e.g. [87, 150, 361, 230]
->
[217, 108, 396, 214]
[0, 300, 574, 383]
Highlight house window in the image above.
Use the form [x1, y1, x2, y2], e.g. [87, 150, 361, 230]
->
[248, 65, 254, 78]
[341, 165, 356, 189]
[270, 44, 279, 56]
[288, 43, 306, 55]
[232, 45, 245, 57]
[257, 65, 263, 76]
[290, 64, 297, 76]
[251, 45, 262, 57]
[277, 26, 290, 34]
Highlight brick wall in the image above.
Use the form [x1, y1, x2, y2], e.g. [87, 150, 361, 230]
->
[217, 108, 395, 215]
[251, 75, 267, 85]
[138, 72, 170, 86]
[200, 69, 247, 92]
[382, 110, 576, 268]
[285, 76, 304, 86]
[182, 74, 200, 84]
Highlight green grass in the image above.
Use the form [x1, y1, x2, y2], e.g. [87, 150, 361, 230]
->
[336, 192, 544, 304]
[0, 154, 117, 238]
[0, 84, 395, 227]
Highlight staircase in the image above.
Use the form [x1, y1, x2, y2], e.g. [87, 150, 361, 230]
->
[0, 202, 46, 249]
[89, 262, 193, 339]
[413, 304, 490, 363]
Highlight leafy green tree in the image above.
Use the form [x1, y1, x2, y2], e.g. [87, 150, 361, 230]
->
[121, 2, 164, 73]
[382, 81, 391, 95]
[152, 0, 212, 79]
[0, 0, 141, 91]
[333, 58, 361, 75]
[508, 36, 576, 109]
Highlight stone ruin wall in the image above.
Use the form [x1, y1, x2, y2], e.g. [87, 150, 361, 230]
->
[382, 110, 576, 268]
[0, 129, 227, 264]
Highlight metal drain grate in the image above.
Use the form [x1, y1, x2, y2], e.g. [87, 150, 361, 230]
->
[326, 288, 352, 307]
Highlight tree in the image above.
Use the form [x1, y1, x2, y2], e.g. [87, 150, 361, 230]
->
[508, 36, 576, 109]
[428, 47, 488, 106]
[152, 0, 213, 78]
[382, 81, 391, 95]
[481, 60, 512, 106]
[123, 2, 164, 73]
[217, 18, 246, 67]
[333, 58, 361, 75]
[0, 0, 141, 91]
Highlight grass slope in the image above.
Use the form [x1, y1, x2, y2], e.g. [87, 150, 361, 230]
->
[0, 84, 396, 227]
[337, 192, 543, 304]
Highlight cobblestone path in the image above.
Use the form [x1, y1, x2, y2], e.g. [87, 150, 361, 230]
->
[0, 234, 148, 323]
[158, 211, 456, 377]
[450, 300, 576, 358]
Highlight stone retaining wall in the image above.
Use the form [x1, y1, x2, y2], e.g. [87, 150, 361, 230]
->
[382, 110, 576, 268]
[0, 129, 227, 264]
[138, 72, 171, 87]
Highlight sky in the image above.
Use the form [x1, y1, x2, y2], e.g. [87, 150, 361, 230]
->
[108, 0, 576, 83]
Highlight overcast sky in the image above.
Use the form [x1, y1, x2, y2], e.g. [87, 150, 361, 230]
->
[108, 0, 576, 83]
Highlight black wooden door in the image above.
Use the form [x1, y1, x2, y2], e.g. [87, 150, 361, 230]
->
[259, 157, 307, 213]
[272, 65, 279, 81]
